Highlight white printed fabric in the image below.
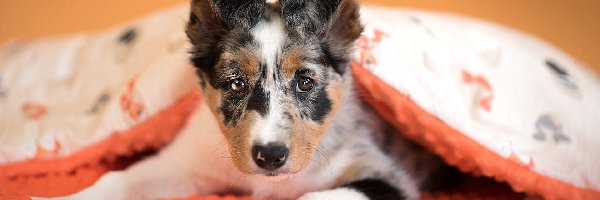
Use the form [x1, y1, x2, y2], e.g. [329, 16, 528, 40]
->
[353, 6, 600, 192]
[0, 5, 197, 164]
[0, 4, 598, 193]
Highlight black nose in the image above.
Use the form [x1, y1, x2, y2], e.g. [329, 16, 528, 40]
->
[252, 143, 288, 170]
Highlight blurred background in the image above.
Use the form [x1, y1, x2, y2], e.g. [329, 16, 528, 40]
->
[1, 0, 599, 71]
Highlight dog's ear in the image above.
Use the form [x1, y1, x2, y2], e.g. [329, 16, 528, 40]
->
[186, 0, 265, 69]
[280, 0, 362, 73]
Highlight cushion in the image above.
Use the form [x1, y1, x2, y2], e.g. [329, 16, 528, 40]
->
[0, 4, 598, 200]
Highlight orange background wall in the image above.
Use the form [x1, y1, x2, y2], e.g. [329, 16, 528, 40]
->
[1, 0, 599, 71]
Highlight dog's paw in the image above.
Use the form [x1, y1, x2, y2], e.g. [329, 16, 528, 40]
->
[298, 188, 369, 200]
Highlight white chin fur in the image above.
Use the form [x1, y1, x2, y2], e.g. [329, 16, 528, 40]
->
[298, 188, 370, 200]
[253, 172, 294, 182]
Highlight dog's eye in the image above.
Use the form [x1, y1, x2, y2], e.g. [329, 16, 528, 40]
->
[229, 78, 247, 93]
[297, 76, 314, 92]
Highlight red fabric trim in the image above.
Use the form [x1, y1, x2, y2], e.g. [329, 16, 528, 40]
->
[351, 63, 600, 200]
[0, 91, 201, 197]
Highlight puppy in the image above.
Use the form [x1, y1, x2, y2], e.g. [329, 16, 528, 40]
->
[54, 0, 444, 199]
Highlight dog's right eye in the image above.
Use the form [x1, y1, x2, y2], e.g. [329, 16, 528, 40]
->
[229, 78, 247, 93]
[296, 76, 314, 92]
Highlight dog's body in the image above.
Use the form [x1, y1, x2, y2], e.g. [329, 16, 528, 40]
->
[54, 0, 444, 199]
[63, 95, 434, 200]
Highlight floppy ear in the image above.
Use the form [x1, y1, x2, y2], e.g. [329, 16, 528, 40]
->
[186, 0, 265, 69]
[280, 0, 363, 72]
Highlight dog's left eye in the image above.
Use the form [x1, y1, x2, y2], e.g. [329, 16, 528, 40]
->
[296, 76, 314, 92]
[229, 78, 247, 93]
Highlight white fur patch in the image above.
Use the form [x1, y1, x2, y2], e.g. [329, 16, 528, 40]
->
[298, 188, 370, 200]
[251, 13, 285, 74]
[250, 110, 283, 144]
[250, 11, 287, 145]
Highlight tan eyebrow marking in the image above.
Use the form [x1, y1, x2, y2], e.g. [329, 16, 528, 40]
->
[238, 48, 259, 78]
[282, 46, 304, 77]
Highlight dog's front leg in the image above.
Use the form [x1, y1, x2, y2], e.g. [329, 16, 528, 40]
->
[56, 155, 200, 200]
[298, 179, 408, 200]
[42, 104, 228, 200]
[298, 140, 420, 200]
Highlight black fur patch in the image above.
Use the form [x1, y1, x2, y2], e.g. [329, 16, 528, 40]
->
[234, 32, 255, 47]
[191, 44, 222, 73]
[320, 43, 346, 75]
[292, 76, 332, 123]
[219, 91, 246, 126]
[343, 179, 406, 200]
[309, 85, 333, 122]
[187, 0, 263, 72]
[280, 0, 341, 35]
[246, 80, 270, 117]
[186, 3, 226, 72]
[212, 0, 265, 30]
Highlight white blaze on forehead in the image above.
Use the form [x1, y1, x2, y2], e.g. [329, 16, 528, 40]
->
[250, 11, 287, 145]
[251, 13, 286, 74]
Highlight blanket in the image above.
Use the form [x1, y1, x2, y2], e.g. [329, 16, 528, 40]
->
[1, 4, 599, 200]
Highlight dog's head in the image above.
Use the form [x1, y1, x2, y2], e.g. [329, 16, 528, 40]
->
[186, 0, 362, 176]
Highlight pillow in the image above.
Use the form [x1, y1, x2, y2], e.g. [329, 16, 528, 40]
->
[1, 4, 599, 200]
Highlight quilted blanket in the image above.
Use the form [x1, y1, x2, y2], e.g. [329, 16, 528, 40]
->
[1, 3, 599, 200]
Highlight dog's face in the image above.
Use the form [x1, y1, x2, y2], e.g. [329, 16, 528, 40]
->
[186, 0, 362, 176]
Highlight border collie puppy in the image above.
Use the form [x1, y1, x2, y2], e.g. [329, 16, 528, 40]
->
[55, 0, 443, 199]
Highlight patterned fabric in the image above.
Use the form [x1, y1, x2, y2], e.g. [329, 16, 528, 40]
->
[0, 5, 198, 164]
[0, 3, 598, 197]
[353, 6, 600, 192]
